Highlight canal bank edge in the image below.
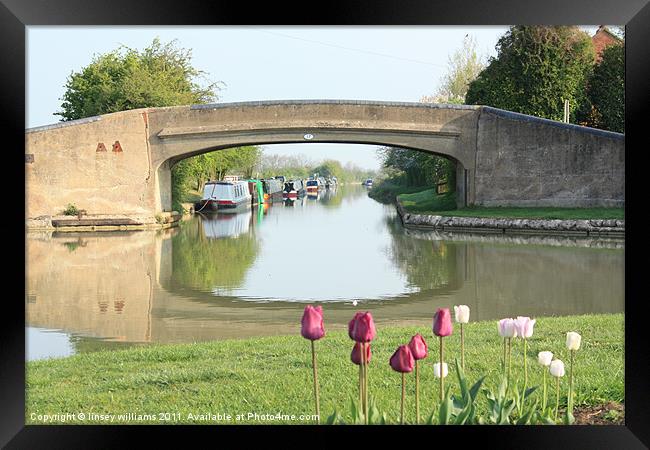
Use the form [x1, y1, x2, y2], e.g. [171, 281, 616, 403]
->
[26, 211, 182, 232]
[395, 199, 625, 237]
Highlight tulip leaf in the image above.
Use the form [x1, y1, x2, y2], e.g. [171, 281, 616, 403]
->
[469, 376, 486, 401]
[438, 394, 453, 425]
[454, 357, 469, 397]
[524, 386, 538, 399]
[426, 410, 436, 425]
[564, 410, 576, 425]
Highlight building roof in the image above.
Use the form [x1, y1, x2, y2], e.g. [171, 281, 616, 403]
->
[592, 26, 623, 62]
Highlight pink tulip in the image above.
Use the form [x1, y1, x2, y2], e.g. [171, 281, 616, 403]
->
[433, 308, 453, 337]
[408, 334, 428, 360]
[351, 342, 372, 365]
[300, 305, 325, 341]
[389, 345, 414, 373]
[348, 311, 376, 343]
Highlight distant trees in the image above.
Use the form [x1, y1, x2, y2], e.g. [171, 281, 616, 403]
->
[421, 35, 485, 105]
[377, 146, 454, 188]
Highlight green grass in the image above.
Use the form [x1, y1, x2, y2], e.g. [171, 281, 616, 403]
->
[367, 180, 435, 204]
[26, 313, 623, 425]
[398, 189, 457, 213]
[396, 187, 624, 220]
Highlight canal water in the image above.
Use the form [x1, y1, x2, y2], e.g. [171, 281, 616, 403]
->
[26, 184, 624, 360]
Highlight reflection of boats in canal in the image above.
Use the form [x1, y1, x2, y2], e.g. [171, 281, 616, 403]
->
[199, 209, 252, 239]
[282, 179, 305, 199]
[196, 180, 252, 211]
[326, 177, 338, 189]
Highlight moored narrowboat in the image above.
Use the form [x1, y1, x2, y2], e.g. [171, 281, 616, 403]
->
[196, 180, 252, 211]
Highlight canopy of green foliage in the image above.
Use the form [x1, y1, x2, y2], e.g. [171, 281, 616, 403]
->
[465, 26, 596, 123]
[56, 37, 222, 121]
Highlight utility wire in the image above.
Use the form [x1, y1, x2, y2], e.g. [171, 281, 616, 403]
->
[257, 30, 446, 68]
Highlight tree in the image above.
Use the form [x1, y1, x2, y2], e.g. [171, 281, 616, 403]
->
[465, 26, 595, 122]
[56, 38, 222, 121]
[586, 43, 624, 133]
[421, 35, 485, 104]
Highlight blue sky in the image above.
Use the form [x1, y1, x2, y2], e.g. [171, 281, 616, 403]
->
[26, 26, 599, 170]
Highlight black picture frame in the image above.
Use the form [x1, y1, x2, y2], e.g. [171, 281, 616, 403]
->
[3, 0, 648, 447]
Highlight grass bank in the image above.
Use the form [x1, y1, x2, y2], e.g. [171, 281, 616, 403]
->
[367, 180, 435, 204]
[26, 313, 623, 425]
[397, 188, 624, 220]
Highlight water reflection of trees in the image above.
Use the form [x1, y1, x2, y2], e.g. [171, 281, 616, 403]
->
[169, 217, 260, 292]
[384, 215, 459, 291]
[318, 187, 343, 208]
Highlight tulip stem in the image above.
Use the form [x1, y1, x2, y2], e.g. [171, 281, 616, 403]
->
[401, 372, 406, 425]
[363, 343, 369, 425]
[359, 363, 363, 412]
[415, 360, 420, 425]
[311, 340, 320, 424]
[523, 338, 528, 395]
[439, 336, 444, 402]
[506, 338, 512, 386]
[569, 349, 574, 414]
[503, 338, 507, 374]
[555, 376, 560, 422]
[542, 368, 547, 411]
[460, 323, 465, 372]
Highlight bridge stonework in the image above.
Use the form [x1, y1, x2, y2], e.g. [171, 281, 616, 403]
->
[25, 100, 624, 221]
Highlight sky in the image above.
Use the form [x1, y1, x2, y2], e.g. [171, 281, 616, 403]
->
[26, 26, 599, 170]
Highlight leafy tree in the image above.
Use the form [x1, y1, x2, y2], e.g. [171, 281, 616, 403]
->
[586, 43, 624, 133]
[56, 37, 222, 120]
[378, 147, 455, 189]
[421, 35, 485, 104]
[311, 159, 343, 179]
[465, 26, 595, 122]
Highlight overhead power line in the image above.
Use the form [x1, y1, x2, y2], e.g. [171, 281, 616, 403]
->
[257, 30, 446, 68]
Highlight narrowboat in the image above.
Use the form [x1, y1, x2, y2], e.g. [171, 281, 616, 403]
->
[247, 179, 264, 205]
[283, 179, 305, 199]
[305, 178, 320, 193]
[262, 178, 284, 203]
[197, 180, 252, 211]
[317, 177, 327, 190]
[362, 178, 373, 187]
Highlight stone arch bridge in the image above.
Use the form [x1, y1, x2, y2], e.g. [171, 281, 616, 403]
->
[25, 100, 624, 222]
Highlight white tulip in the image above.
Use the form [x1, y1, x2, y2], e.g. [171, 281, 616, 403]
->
[433, 362, 448, 378]
[498, 318, 517, 338]
[454, 305, 470, 324]
[566, 332, 582, 351]
[549, 359, 565, 377]
[538, 351, 553, 367]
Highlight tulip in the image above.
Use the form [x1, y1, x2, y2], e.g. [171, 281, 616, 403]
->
[538, 351, 553, 410]
[566, 332, 582, 415]
[433, 362, 449, 378]
[301, 305, 325, 341]
[498, 318, 517, 385]
[550, 359, 565, 421]
[390, 345, 414, 424]
[348, 311, 376, 424]
[433, 308, 453, 337]
[301, 305, 325, 423]
[514, 316, 536, 390]
[349, 311, 376, 343]
[408, 334, 428, 424]
[351, 341, 372, 365]
[433, 308, 452, 403]
[454, 305, 470, 371]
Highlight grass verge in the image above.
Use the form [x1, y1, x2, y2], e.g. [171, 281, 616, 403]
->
[26, 313, 623, 425]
